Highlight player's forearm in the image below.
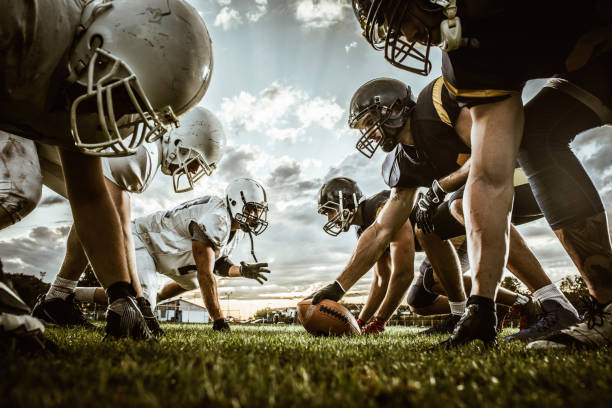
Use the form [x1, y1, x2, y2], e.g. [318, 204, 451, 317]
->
[438, 158, 471, 193]
[337, 188, 416, 290]
[197, 271, 223, 320]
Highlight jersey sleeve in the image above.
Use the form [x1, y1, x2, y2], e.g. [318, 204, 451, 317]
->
[381, 145, 435, 189]
[187, 197, 231, 250]
[102, 142, 160, 193]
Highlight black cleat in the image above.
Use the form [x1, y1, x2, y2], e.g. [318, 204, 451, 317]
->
[104, 297, 152, 340]
[136, 297, 164, 337]
[419, 314, 461, 335]
[503, 299, 579, 342]
[440, 296, 498, 348]
[32, 294, 95, 328]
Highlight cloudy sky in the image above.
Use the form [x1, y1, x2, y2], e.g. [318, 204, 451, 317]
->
[1, 0, 610, 317]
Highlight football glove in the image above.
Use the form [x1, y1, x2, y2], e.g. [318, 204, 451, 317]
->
[212, 318, 230, 332]
[415, 180, 446, 234]
[311, 281, 345, 305]
[239, 262, 270, 285]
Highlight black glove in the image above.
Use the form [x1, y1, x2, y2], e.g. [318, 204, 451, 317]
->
[415, 180, 446, 234]
[212, 318, 230, 332]
[311, 281, 345, 305]
[239, 261, 270, 285]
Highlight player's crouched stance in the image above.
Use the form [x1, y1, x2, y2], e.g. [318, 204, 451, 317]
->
[317, 178, 414, 334]
[75, 179, 271, 332]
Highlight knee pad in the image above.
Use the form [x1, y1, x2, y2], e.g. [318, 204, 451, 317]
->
[420, 260, 437, 293]
[406, 273, 439, 309]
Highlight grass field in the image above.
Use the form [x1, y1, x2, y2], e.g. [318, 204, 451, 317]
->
[1, 324, 611, 408]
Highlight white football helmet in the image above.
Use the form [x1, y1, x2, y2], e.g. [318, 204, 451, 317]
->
[67, 0, 214, 156]
[225, 179, 269, 235]
[160, 107, 226, 193]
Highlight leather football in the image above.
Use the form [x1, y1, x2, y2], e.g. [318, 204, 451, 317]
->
[297, 298, 361, 336]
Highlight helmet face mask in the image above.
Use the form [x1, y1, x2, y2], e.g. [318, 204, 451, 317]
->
[70, 47, 172, 156]
[160, 107, 226, 193]
[318, 178, 363, 236]
[354, 0, 442, 76]
[225, 179, 269, 236]
[67, 0, 214, 157]
[348, 78, 415, 158]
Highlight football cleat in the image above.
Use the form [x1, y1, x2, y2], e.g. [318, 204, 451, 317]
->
[104, 297, 152, 340]
[503, 299, 579, 342]
[32, 294, 95, 328]
[212, 318, 230, 332]
[362, 317, 386, 335]
[419, 314, 461, 335]
[440, 298, 498, 347]
[136, 297, 164, 337]
[356, 318, 367, 331]
[527, 297, 612, 349]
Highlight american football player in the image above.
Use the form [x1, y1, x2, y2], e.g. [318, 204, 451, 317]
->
[74, 178, 271, 331]
[352, 0, 612, 348]
[0, 0, 213, 339]
[317, 177, 414, 334]
[31, 107, 226, 335]
[312, 77, 579, 342]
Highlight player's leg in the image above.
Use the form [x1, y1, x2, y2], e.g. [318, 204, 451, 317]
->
[358, 256, 391, 329]
[0, 132, 42, 229]
[519, 60, 612, 347]
[31, 225, 94, 327]
[58, 148, 150, 339]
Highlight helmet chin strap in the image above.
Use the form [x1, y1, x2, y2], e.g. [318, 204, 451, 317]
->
[431, 0, 462, 51]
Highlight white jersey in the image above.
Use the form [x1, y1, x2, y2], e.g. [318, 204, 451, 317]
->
[102, 139, 162, 193]
[133, 195, 243, 289]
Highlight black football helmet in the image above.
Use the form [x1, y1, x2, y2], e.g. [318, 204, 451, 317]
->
[348, 77, 415, 158]
[318, 177, 364, 236]
[352, 0, 461, 76]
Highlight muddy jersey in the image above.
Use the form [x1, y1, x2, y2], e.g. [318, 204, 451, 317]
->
[133, 195, 243, 288]
[0, 0, 86, 147]
[102, 139, 162, 194]
[441, 1, 600, 105]
[382, 77, 469, 189]
[355, 190, 391, 238]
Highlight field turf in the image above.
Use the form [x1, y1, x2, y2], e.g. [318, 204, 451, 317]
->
[1, 324, 611, 408]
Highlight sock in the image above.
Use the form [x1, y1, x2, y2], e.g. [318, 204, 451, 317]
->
[106, 281, 134, 303]
[45, 277, 77, 300]
[467, 295, 496, 311]
[75, 287, 97, 303]
[512, 293, 530, 306]
[532, 283, 578, 317]
[449, 300, 467, 315]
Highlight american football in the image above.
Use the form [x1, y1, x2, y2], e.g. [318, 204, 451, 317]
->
[297, 298, 361, 336]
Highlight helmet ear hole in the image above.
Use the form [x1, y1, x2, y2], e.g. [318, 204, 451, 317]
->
[231, 199, 237, 206]
[90, 35, 103, 49]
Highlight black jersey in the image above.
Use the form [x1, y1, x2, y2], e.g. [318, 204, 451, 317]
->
[355, 190, 391, 238]
[441, 0, 600, 105]
[382, 77, 470, 189]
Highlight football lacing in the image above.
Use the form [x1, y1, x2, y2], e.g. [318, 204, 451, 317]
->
[319, 305, 349, 324]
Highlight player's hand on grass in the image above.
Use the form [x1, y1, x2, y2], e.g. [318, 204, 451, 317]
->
[212, 318, 230, 332]
[311, 281, 345, 305]
[415, 180, 446, 234]
[239, 261, 270, 285]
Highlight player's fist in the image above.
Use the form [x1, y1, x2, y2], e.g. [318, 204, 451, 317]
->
[311, 281, 345, 305]
[212, 318, 230, 332]
[239, 261, 270, 285]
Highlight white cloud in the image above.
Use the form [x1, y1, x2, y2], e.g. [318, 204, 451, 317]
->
[295, 0, 349, 28]
[246, 0, 268, 22]
[214, 7, 243, 31]
[345, 41, 357, 53]
[216, 0, 232, 5]
[296, 97, 344, 130]
[217, 82, 344, 144]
